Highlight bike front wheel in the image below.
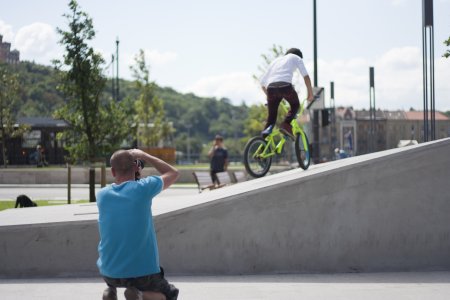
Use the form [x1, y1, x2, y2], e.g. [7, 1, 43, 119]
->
[243, 136, 272, 178]
[295, 133, 311, 170]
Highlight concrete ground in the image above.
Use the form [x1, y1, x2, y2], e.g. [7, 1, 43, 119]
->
[1, 272, 450, 300]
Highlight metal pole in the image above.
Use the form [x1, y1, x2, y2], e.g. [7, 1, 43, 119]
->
[330, 82, 336, 157]
[116, 37, 120, 101]
[422, 25, 429, 142]
[67, 163, 71, 204]
[101, 163, 106, 188]
[313, 0, 318, 87]
[430, 26, 436, 140]
[89, 167, 96, 202]
[369, 67, 375, 152]
[111, 54, 115, 101]
[422, 0, 435, 142]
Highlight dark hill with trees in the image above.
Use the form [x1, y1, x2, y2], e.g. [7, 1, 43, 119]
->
[6, 61, 255, 161]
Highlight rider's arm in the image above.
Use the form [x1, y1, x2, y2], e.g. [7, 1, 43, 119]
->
[303, 75, 314, 103]
[261, 86, 268, 95]
[129, 149, 179, 190]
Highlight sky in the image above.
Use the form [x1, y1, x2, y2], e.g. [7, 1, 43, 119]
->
[1, 0, 449, 111]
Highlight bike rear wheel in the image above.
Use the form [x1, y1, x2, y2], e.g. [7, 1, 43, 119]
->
[295, 133, 311, 170]
[244, 136, 272, 178]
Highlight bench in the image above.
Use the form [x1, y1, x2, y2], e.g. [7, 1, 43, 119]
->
[215, 171, 233, 186]
[192, 171, 234, 193]
[192, 171, 216, 193]
[231, 171, 247, 183]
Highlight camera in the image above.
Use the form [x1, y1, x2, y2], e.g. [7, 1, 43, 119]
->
[135, 159, 144, 180]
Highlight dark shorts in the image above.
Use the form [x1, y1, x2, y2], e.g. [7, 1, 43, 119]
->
[103, 268, 178, 300]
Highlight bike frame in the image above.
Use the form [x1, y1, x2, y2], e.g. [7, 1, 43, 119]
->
[253, 99, 309, 159]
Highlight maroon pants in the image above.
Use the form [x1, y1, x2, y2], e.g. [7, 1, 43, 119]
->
[265, 82, 299, 129]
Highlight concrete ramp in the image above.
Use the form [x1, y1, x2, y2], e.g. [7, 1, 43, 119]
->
[1, 138, 450, 278]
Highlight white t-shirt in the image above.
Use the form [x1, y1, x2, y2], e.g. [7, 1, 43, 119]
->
[260, 53, 309, 88]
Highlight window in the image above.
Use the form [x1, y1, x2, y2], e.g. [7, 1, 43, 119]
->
[22, 130, 41, 148]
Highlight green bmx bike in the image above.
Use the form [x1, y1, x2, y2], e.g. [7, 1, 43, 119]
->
[243, 98, 313, 178]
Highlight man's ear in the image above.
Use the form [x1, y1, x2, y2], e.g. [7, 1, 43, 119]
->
[111, 167, 116, 177]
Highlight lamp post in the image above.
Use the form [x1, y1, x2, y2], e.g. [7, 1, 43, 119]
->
[422, 0, 435, 141]
[313, 0, 318, 87]
[369, 67, 376, 152]
[185, 124, 192, 164]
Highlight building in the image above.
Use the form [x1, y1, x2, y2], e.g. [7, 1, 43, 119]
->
[0, 117, 68, 166]
[0, 35, 20, 64]
[319, 107, 450, 160]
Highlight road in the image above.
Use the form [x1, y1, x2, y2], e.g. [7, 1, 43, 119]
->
[0, 184, 198, 201]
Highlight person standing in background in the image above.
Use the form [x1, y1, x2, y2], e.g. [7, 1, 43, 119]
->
[208, 135, 228, 186]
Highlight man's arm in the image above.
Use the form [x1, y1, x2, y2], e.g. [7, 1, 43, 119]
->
[261, 86, 268, 96]
[303, 75, 314, 103]
[129, 149, 179, 190]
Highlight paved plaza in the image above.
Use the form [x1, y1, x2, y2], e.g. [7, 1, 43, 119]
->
[1, 272, 450, 300]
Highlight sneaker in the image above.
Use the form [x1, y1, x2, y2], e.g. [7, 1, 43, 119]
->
[280, 122, 295, 140]
[124, 287, 143, 300]
[102, 287, 118, 300]
[168, 284, 179, 300]
[261, 125, 274, 138]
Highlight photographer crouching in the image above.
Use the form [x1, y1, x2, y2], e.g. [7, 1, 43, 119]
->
[97, 149, 180, 300]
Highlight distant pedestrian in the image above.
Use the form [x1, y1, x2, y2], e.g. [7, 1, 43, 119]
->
[208, 135, 228, 186]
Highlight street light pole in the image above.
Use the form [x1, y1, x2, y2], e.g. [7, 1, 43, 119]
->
[116, 37, 120, 101]
[313, 0, 318, 87]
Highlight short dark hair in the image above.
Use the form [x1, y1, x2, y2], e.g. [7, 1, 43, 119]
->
[110, 149, 135, 176]
[285, 48, 303, 59]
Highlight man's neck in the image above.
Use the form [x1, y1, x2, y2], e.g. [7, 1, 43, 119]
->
[114, 175, 134, 184]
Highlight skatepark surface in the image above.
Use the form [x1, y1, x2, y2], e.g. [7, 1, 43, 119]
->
[1, 138, 450, 299]
[1, 272, 450, 300]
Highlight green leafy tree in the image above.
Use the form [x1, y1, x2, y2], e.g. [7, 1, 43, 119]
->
[444, 36, 450, 58]
[130, 49, 172, 148]
[0, 65, 28, 167]
[245, 45, 288, 140]
[53, 0, 131, 162]
[253, 44, 286, 81]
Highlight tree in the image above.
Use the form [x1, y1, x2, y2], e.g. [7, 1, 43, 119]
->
[245, 45, 288, 140]
[53, 0, 131, 163]
[0, 65, 28, 167]
[130, 49, 173, 148]
[253, 44, 286, 82]
[444, 36, 450, 58]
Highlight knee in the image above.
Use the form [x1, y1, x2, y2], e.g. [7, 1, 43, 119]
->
[143, 291, 166, 300]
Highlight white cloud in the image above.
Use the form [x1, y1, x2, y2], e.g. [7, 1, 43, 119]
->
[390, 0, 407, 6]
[143, 49, 177, 65]
[183, 72, 264, 105]
[0, 20, 15, 41]
[184, 47, 450, 112]
[125, 49, 178, 67]
[14, 22, 58, 63]
[317, 47, 450, 111]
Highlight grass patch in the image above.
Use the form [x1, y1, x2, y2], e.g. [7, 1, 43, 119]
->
[0, 200, 89, 212]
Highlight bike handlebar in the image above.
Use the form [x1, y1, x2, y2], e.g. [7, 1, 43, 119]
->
[306, 87, 324, 110]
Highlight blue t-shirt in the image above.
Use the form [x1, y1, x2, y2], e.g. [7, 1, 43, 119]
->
[96, 176, 163, 278]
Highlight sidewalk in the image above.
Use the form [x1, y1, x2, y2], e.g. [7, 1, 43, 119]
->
[1, 272, 450, 300]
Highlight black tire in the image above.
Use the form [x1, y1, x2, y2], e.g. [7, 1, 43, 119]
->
[243, 136, 272, 178]
[295, 133, 311, 170]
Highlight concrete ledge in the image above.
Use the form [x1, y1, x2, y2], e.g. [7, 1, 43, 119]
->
[0, 167, 254, 185]
[1, 138, 449, 278]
